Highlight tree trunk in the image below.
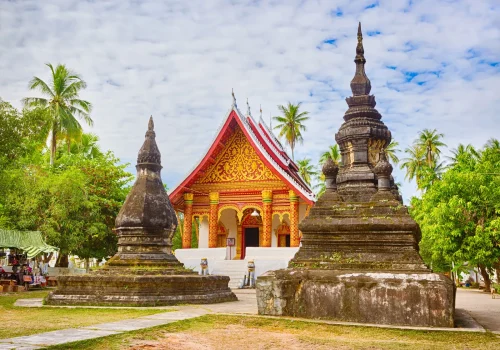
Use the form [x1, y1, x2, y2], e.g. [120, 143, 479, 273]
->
[43, 252, 54, 264]
[479, 264, 491, 291]
[50, 127, 57, 166]
[85, 258, 90, 273]
[55, 254, 69, 267]
[494, 260, 500, 284]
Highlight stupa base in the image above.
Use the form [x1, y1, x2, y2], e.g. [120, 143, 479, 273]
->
[256, 269, 455, 327]
[46, 273, 237, 307]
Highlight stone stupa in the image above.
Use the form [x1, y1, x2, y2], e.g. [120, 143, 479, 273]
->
[256, 23, 455, 327]
[46, 117, 237, 306]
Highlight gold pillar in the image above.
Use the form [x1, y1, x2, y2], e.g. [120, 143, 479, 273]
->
[289, 190, 300, 247]
[262, 190, 273, 247]
[235, 216, 242, 259]
[208, 192, 219, 248]
[182, 193, 194, 248]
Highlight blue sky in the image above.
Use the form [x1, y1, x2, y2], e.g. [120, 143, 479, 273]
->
[0, 0, 499, 202]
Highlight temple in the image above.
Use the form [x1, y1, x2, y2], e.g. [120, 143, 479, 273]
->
[169, 95, 315, 260]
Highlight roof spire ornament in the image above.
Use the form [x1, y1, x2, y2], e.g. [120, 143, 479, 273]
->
[260, 105, 262, 119]
[246, 98, 252, 116]
[350, 22, 372, 96]
[232, 88, 237, 108]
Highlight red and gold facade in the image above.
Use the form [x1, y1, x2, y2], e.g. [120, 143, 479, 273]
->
[170, 104, 314, 259]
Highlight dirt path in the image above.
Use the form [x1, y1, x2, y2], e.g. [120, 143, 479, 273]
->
[456, 288, 500, 333]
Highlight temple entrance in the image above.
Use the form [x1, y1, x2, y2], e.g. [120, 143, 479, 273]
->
[242, 227, 259, 259]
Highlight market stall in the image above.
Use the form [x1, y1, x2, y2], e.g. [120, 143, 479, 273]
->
[0, 229, 59, 291]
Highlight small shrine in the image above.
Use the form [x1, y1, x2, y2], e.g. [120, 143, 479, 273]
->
[256, 24, 455, 327]
[169, 97, 315, 260]
[46, 118, 236, 306]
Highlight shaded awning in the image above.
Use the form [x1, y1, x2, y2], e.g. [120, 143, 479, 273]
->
[0, 229, 59, 258]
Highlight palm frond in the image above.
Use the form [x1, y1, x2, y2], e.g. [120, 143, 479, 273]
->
[27, 77, 55, 98]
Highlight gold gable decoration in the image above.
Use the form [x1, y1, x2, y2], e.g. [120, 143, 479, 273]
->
[197, 128, 280, 183]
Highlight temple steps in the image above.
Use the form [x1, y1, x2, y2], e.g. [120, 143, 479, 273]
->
[212, 260, 248, 289]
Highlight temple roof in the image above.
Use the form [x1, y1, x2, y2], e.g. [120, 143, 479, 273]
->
[169, 100, 315, 204]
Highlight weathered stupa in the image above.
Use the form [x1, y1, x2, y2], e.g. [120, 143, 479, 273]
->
[256, 24, 455, 327]
[46, 118, 236, 306]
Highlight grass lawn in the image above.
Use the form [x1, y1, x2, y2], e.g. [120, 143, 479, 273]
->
[0, 289, 168, 339]
[48, 315, 500, 350]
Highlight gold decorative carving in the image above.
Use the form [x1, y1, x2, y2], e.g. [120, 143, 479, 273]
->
[217, 222, 228, 248]
[183, 192, 194, 202]
[209, 192, 219, 203]
[368, 139, 386, 166]
[218, 204, 243, 222]
[197, 127, 280, 183]
[346, 141, 354, 167]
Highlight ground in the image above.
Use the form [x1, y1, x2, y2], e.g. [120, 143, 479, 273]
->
[456, 288, 500, 333]
[0, 290, 167, 339]
[1, 287, 499, 349]
[48, 315, 500, 350]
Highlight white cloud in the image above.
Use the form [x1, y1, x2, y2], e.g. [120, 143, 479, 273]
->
[0, 0, 499, 202]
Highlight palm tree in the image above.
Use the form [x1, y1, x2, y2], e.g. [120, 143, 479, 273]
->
[447, 144, 480, 167]
[385, 140, 400, 165]
[319, 144, 341, 165]
[416, 129, 446, 167]
[485, 138, 500, 150]
[400, 145, 426, 189]
[296, 158, 317, 186]
[273, 102, 309, 161]
[23, 63, 93, 166]
[63, 133, 102, 158]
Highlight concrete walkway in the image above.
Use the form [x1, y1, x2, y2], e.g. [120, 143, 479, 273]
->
[0, 288, 496, 349]
[455, 287, 500, 334]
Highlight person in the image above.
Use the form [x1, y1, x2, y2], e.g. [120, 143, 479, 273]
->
[0, 265, 5, 279]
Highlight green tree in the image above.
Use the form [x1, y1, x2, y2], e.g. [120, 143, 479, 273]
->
[273, 102, 309, 161]
[23, 63, 93, 166]
[416, 129, 446, 167]
[447, 144, 480, 168]
[0, 100, 50, 167]
[412, 140, 500, 290]
[296, 158, 317, 186]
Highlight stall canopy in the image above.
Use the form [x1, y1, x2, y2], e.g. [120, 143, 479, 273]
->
[0, 229, 59, 258]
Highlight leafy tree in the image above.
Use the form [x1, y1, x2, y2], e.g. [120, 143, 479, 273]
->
[23, 63, 93, 166]
[0, 100, 50, 167]
[296, 158, 317, 186]
[412, 141, 500, 290]
[273, 102, 309, 161]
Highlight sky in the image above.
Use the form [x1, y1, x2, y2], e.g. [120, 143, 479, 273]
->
[1, 0, 499, 202]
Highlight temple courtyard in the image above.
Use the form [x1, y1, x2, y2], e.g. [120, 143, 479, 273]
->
[0, 288, 498, 349]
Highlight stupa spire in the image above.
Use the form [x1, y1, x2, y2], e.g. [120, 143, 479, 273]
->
[137, 116, 161, 169]
[350, 22, 371, 96]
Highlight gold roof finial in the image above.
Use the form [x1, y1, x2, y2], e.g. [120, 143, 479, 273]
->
[231, 88, 237, 107]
